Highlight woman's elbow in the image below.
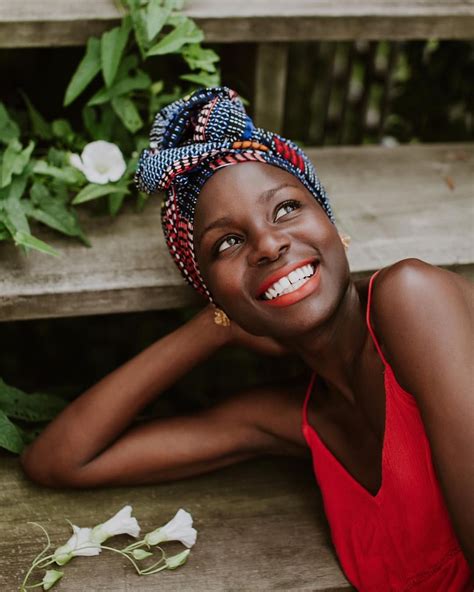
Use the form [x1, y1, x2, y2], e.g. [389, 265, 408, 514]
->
[20, 445, 84, 489]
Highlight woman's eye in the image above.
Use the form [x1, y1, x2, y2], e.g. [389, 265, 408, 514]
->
[216, 235, 241, 254]
[274, 200, 301, 221]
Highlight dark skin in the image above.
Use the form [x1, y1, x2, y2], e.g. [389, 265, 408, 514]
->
[21, 162, 473, 568]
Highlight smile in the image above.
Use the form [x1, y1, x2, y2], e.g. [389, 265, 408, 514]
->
[261, 263, 316, 300]
[257, 259, 321, 308]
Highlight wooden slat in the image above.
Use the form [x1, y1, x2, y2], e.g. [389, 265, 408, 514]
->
[0, 454, 353, 591]
[0, 143, 473, 322]
[1, 0, 473, 47]
[254, 42, 289, 134]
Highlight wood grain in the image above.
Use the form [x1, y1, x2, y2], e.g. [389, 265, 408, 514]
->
[0, 143, 473, 321]
[0, 0, 473, 47]
[0, 454, 354, 591]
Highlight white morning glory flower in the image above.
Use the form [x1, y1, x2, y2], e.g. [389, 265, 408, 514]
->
[144, 509, 197, 548]
[42, 569, 64, 590]
[90, 505, 140, 544]
[166, 549, 190, 570]
[69, 140, 126, 185]
[53, 525, 101, 566]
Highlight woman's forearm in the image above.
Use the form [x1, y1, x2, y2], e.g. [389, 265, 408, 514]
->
[21, 306, 229, 477]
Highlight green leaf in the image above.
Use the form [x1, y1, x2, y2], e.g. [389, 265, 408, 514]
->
[1, 140, 35, 188]
[111, 96, 143, 132]
[0, 410, 25, 454]
[30, 181, 50, 205]
[3, 194, 30, 237]
[164, 0, 185, 8]
[0, 102, 20, 144]
[0, 221, 10, 240]
[87, 70, 151, 106]
[182, 44, 219, 72]
[51, 120, 75, 143]
[101, 17, 132, 88]
[146, 1, 171, 41]
[64, 37, 102, 107]
[33, 161, 84, 185]
[128, 0, 150, 58]
[108, 191, 127, 215]
[0, 378, 67, 422]
[147, 18, 204, 56]
[132, 549, 153, 560]
[47, 147, 68, 168]
[20, 92, 53, 140]
[181, 71, 221, 87]
[12, 230, 61, 257]
[72, 183, 129, 205]
[23, 190, 90, 245]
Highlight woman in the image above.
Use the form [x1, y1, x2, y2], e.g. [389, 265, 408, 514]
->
[21, 87, 473, 590]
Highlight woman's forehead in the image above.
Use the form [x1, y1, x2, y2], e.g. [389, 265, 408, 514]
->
[195, 162, 306, 218]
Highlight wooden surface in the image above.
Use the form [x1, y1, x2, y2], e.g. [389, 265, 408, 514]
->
[1, 0, 474, 47]
[0, 454, 353, 591]
[0, 143, 473, 322]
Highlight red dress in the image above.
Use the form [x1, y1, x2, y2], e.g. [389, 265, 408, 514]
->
[301, 272, 473, 591]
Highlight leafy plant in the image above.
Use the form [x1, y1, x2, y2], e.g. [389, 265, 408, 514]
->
[0, 378, 67, 453]
[0, 0, 221, 256]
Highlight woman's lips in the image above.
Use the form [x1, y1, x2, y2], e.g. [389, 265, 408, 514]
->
[259, 264, 321, 308]
[255, 257, 318, 299]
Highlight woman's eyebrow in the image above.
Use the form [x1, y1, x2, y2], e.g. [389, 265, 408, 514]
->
[197, 183, 299, 246]
[258, 182, 298, 204]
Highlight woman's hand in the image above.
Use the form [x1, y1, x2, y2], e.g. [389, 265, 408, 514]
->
[201, 304, 290, 357]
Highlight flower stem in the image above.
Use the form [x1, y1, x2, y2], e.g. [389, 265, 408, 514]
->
[122, 540, 147, 553]
[20, 523, 54, 592]
[99, 545, 143, 575]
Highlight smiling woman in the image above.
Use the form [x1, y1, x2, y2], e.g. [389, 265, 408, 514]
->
[20, 87, 474, 591]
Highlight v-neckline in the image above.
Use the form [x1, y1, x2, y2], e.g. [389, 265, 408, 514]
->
[303, 368, 388, 502]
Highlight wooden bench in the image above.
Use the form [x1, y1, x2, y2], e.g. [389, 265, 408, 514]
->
[0, 2, 473, 590]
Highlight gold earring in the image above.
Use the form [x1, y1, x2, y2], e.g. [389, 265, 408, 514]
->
[213, 307, 231, 327]
[340, 233, 351, 250]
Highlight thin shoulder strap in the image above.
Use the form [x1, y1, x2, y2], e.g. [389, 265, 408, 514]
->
[366, 271, 389, 367]
[302, 370, 317, 425]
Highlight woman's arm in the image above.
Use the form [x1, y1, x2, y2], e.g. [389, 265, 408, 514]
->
[372, 259, 474, 567]
[20, 305, 288, 489]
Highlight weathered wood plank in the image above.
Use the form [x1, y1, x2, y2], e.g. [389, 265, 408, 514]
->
[0, 144, 472, 322]
[0, 0, 473, 47]
[254, 43, 289, 133]
[0, 454, 353, 591]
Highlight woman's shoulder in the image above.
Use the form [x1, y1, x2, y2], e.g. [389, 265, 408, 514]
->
[364, 259, 472, 387]
[370, 258, 470, 322]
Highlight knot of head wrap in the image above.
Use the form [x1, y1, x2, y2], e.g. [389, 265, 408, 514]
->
[135, 86, 333, 302]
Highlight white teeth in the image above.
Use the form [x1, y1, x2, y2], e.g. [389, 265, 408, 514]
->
[288, 270, 300, 283]
[262, 263, 316, 301]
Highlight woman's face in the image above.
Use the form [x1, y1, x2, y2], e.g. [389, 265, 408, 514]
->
[193, 162, 350, 339]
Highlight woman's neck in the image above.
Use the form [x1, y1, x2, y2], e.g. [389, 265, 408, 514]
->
[284, 281, 370, 403]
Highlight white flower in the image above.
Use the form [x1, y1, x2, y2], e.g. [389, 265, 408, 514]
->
[42, 569, 63, 590]
[166, 549, 190, 570]
[69, 140, 126, 184]
[53, 525, 101, 566]
[90, 505, 140, 544]
[144, 509, 197, 548]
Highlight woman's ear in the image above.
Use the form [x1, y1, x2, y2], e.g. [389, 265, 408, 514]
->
[339, 233, 351, 250]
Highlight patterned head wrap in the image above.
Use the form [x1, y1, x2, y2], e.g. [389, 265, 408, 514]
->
[135, 86, 333, 302]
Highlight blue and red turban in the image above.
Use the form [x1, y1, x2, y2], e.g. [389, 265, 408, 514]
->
[135, 86, 333, 301]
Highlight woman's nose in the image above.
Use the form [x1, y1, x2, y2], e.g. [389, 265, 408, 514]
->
[247, 228, 290, 266]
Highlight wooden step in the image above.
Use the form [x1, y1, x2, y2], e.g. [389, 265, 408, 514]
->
[0, 453, 354, 591]
[0, 143, 473, 322]
[1, 0, 473, 47]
